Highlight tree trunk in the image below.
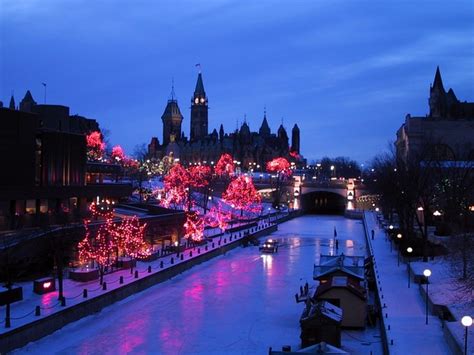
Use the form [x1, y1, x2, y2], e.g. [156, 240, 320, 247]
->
[462, 233, 467, 279]
[422, 210, 428, 262]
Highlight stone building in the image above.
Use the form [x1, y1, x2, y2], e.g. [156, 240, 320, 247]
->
[396, 67, 474, 162]
[148, 72, 304, 168]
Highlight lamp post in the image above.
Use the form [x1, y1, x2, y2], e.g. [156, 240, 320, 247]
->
[388, 225, 393, 242]
[407, 247, 413, 288]
[397, 233, 402, 266]
[461, 316, 472, 355]
[423, 269, 431, 325]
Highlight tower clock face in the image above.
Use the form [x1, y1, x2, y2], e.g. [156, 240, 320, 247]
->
[195, 98, 199, 104]
[200, 98, 205, 103]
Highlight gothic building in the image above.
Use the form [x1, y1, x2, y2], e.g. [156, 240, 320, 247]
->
[148, 72, 304, 168]
[396, 67, 474, 162]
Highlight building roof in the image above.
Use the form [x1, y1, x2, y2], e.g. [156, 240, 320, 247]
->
[432, 66, 445, 93]
[162, 99, 183, 119]
[194, 73, 206, 96]
[259, 113, 271, 136]
[315, 275, 366, 301]
[314, 254, 365, 280]
[22, 90, 35, 103]
[300, 300, 343, 325]
[240, 121, 250, 135]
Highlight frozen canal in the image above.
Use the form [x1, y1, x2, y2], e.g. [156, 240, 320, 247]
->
[17, 215, 382, 354]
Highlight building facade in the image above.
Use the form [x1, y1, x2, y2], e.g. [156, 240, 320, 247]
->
[396, 67, 474, 162]
[148, 73, 305, 168]
[0, 91, 132, 231]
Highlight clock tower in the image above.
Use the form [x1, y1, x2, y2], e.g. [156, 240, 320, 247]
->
[190, 72, 208, 141]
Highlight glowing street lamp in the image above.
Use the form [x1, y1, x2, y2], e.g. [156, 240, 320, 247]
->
[461, 316, 472, 355]
[389, 225, 394, 230]
[397, 233, 403, 266]
[407, 247, 413, 288]
[423, 269, 431, 325]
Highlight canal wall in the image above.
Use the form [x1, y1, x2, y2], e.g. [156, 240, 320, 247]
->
[0, 224, 278, 353]
[361, 213, 390, 355]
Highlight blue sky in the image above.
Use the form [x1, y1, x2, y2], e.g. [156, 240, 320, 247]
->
[1, 0, 473, 163]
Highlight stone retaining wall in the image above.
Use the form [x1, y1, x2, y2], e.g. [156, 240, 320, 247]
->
[361, 213, 390, 355]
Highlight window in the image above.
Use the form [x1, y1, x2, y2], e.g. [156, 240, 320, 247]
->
[39, 200, 48, 213]
[26, 200, 36, 214]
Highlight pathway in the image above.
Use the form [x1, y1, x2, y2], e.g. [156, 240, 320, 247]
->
[365, 211, 453, 355]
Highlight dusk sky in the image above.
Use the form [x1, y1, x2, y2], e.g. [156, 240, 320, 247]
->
[1, 0, 473, 163]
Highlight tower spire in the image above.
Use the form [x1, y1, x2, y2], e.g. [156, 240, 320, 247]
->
[190, 68, 208, 141]
[194, 72, 205, 96]
[9, 92, 15, 110]
[170, 78, 176, 101]
[259, 107, 271, 137]
[432, 66, 445, 93]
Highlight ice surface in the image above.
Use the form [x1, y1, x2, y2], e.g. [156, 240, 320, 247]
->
[15, 216, 382, 355]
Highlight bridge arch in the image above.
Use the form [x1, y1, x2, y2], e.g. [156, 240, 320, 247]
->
[300, 191, 346, 214]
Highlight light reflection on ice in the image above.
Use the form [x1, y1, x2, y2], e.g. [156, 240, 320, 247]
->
[17, 215, 377, 354]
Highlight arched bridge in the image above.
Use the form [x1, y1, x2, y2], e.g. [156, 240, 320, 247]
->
[256, 177, 368, 214]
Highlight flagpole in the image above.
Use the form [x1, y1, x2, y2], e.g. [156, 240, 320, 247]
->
[42, 83, 47, 103]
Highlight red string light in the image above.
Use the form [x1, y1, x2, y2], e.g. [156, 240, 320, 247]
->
[222, 175, 261, 216]
[215, 153, 235, 177]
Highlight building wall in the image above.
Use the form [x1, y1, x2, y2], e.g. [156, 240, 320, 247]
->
[319, 289, 366, 328]
[396, 115, 474, 161]
[0, 107, 129, 231]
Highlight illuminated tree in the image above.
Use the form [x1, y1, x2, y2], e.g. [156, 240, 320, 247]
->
[78, 220, 115, 284]
[183, 211, 204, 242]
[111, 145, 126, 163]
[222, 175, 261, 217]
[116, 216, 150, 271]
[266, 157, 293, 208]
[205, 204, 231, 232]
[289, 150, 300, 159]
[78, 202, 117, 283]
[189, 165, 213, 212]
[189, 165, 211, 188]
[266, 157, 292, 177]
[86, 131, 105, 161]
[159, 155, 175, 175]
[215, 153, 235, 177]
[162, 163, 192, 210]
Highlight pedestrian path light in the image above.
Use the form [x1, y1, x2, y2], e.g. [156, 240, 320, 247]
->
[407, 247, 413, 288]
[397, 233, 402, 266]
[461, 316, 472, 355]
[423, 269, 431, 325]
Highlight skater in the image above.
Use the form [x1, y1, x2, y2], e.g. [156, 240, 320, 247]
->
[371, 229, 375, 240]
[334, 227, 337, 238]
